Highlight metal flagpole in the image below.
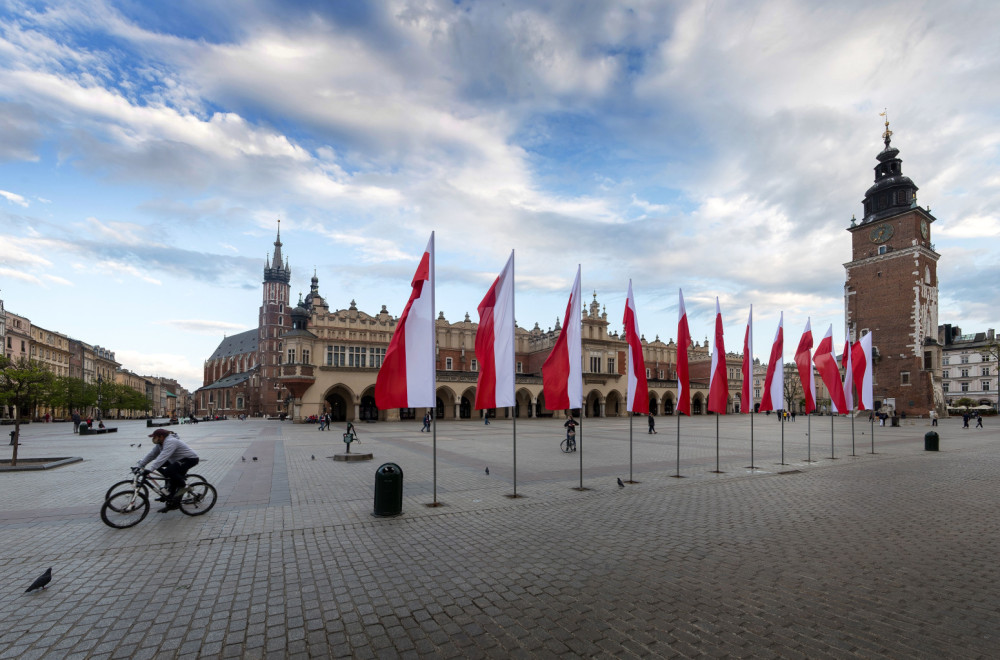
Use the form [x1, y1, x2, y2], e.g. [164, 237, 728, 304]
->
[629, 414, 633, 483]
[712, 414, 722, 473]
[806, 414, 813, 462]
[749, 409, 756, 469]
[432, 414, 438, 504]
[578, 410, 584, 489]
[780, 411, 786, 465]
[870, 413, 876, 454]
[512, 407, 517, 497]
[673, 413, 682, 477]
[830, 412, 836, 459]
[851, 413, 857, 456]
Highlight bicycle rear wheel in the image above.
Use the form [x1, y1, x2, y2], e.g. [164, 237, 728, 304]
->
[101, 491, 150, 528]
[561, 439, 570, 453]
[179, 481, 217, 516]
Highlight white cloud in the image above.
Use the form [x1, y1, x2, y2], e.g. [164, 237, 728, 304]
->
[0, 190, 28, 207]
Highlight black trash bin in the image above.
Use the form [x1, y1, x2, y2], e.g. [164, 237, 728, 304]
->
[373, 462, 403, 517]
[924, 431, 939, 451]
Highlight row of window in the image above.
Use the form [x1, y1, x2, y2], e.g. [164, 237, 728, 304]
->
[325, 345, 387, 368]
[943, 368, 991, 378]
[943, 382, 991, 393]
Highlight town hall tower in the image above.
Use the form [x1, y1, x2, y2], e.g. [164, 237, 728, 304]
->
[844, 117, 943, 416]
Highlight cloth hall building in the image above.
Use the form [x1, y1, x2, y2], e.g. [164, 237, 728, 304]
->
[196, 227, 725, 423]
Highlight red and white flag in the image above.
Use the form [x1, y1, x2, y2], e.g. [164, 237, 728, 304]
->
[842, 340, 854, 412]
[813, 324, 847, 414]
[542, 266, 582, 410]
[708, 298, 729, 414]
[759, 313, 784, 412]
[795, 318, 816, 414]
[475, 251, 515, 409]
[851, 332, 874, 410]
[740, 306, 753, 414]
[623, 280, 649, 414]
[375, 233, 436, 408]
[676, 289, 692, 416]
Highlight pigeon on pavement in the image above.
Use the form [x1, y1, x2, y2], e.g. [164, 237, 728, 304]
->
[485, 467, 489, 475]
[242, 457, 245, 462]
[252, 457, 258, 461]
[25, 567, 51, 593]
[617, 477, 625, 488]
[311, 455, 315, 460]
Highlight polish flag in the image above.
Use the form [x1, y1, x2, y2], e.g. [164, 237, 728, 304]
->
[813, 324, 847, 414]
[623, 280, 649, 414]
[795, 318, 816, 414]
[740, 306, 753, 414]
[842, 340, 855, 412]
[475, 252, 515, 409]
[851, 332, 874, 410]
[759, 313, 784, 412]
[707, 298, 729, 414]
[542, 266, 582, 410]
[375, 233, 436, 408]
[676, 289, 692, 416]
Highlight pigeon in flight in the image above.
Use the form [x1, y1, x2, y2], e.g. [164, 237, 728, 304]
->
[25, 567, 52, 593]
[485, 467, 489, 475]
[617, 478, 625, 489]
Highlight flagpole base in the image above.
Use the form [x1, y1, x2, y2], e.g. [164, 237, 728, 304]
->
[625, 480, 640, 484]
[670, 474, 685, 479]
[745, 465, 761, 469]
[424, 501, 445, 508]
[710, 470, 725, 474]
[572, 486, 591, 492]
[504, 493, 525, 499]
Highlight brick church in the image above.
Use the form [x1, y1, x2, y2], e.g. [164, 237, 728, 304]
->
[844, 119, 945, 416]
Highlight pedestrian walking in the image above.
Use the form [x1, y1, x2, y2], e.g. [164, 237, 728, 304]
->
[647, 413, 657, 434]
[421, 412, 431, 432]
[976, 414, 984, 429]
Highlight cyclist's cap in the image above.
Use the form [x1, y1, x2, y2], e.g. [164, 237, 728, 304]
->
[148, 428, 171, 438]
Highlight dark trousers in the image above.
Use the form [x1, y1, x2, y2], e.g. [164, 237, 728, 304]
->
[159, 457, 199, 496]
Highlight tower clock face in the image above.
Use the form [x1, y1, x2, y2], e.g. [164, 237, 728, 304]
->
[869, 223, 893, 244]
[920, 219, 929, 239]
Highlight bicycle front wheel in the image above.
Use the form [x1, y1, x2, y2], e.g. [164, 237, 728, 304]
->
[101, 491, 150, 528]
[560, 439, 570, 453]
[179, 481, 217, 516]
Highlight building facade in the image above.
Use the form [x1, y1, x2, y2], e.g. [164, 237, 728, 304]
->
[844, 120, 943, 416]
[198, 226, 725, 422]
[939, 326, 998, 412]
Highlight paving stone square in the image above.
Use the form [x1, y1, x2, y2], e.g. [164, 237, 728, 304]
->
[0, 415, 997, 658]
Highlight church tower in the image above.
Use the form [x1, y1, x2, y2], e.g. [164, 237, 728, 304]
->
[259, 220, 292, 415]
[844, 116, 943, 416]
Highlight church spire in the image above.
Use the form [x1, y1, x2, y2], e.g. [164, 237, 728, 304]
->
[263, 219, 291, 284]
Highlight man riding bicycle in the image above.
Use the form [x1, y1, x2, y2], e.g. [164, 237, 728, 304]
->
[136, 428, 199, 513]
[563, 416, 578, 451]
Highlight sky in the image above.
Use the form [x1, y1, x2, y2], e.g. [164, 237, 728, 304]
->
[1, 0, 999, 393]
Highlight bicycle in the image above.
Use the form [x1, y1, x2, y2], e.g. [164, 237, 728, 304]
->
[101, 469, 217, 529]
[104, 468, 207, 502]
[561, 428, 577, 453]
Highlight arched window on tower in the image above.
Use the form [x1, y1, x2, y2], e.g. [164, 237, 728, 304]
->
[925, 266, 931, 284]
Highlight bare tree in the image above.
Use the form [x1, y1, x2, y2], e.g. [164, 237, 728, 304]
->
[783, 363, 803, 412]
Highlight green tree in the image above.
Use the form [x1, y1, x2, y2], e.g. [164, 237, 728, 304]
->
[0, 357, 56, 466]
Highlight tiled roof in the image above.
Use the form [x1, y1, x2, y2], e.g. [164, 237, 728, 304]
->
[207, 329, 257, 361]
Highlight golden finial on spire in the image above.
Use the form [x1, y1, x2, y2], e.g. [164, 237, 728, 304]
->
[879, 108, 892, 147]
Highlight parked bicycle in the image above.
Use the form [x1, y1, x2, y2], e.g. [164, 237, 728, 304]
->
[561, 426, 577, 453]
[101, 468, 217, 529]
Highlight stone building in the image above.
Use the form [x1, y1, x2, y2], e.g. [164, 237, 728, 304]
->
[844, 120, 943, 416]
[197, 226, 717, 422]
[938, 325, 998, 412]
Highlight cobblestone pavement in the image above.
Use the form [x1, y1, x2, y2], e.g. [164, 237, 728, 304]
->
[1, 415, 997, 658]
